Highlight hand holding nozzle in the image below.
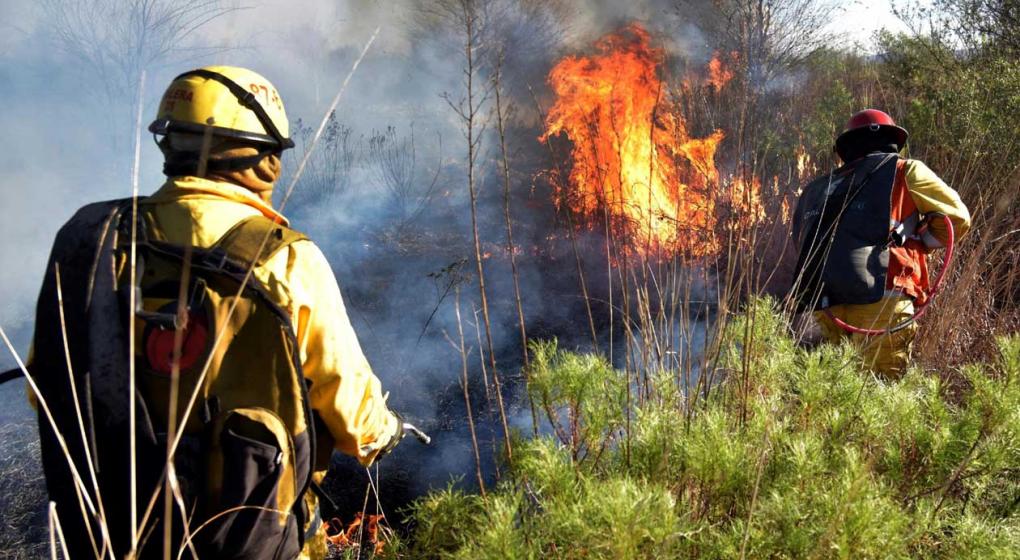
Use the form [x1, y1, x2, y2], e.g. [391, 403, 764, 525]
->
[364, 417, 430, 459]
[402, 422, 432, 445]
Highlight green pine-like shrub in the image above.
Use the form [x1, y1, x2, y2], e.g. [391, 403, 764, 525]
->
[403, 299, 1020, 559]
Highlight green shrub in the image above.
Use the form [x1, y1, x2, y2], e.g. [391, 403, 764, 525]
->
[405, 299, 1020, 558]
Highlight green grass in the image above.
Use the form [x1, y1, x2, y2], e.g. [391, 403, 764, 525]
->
[398, 299, 1020, 559]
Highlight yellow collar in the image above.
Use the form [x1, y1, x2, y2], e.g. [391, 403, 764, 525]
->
[148, 176, 289, 226]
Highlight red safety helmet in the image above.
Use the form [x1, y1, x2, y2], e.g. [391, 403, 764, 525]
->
[835, 109, 909, 161]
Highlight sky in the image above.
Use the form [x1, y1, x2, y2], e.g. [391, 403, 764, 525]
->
[835, 0, 914, 47]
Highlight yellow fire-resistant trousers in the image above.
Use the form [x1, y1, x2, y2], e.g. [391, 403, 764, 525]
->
[814, 295, 917, 379]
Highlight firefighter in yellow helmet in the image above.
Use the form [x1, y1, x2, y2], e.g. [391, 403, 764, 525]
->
[27, 66, 404, 559]
[148, 66, 404, 558]
[791, 109, 971, 378]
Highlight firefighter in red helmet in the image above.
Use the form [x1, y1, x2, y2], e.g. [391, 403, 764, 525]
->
[791, 109, 971, 378]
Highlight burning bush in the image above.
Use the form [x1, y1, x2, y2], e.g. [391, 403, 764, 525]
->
[540, 24, 764, 259]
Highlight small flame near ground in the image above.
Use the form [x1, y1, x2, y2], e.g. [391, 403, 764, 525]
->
[540, 23, 766, 258]
[326, 513, 387, 556]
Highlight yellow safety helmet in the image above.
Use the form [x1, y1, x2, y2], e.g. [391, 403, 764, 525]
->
[149, 66, 294, 175]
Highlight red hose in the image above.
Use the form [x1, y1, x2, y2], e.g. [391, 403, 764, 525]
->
[824, 214, 955, 336]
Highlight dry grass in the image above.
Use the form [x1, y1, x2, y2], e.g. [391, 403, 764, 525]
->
[0, 412, 49, 558]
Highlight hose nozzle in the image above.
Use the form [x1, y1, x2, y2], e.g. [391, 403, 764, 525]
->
[403, 423, 432, 445]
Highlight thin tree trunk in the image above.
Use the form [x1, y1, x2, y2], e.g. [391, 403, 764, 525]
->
[462, 3, 512, 460]
[472, 304, 493, 403]
[453, 286, 486, 496]
[494, 58, 538, 435]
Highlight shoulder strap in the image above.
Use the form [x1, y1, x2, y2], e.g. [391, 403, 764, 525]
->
[213, 215, 308, 268]
[0, 367, 22, 385]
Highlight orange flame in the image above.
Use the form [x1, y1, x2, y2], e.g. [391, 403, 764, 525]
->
[541, 24, 756, 257]
[326, 513, 386, 555]
[727, 175, 766, 229]
[795, 144, 814, 179]
[707, 51, 735, 91]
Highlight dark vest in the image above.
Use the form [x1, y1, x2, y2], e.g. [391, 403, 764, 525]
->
[791, 153, 899, 311]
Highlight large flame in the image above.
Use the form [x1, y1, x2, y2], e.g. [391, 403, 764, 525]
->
[542, 24, 760, 257]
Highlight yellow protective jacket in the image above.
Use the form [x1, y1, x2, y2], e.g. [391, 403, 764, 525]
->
[886, 159, 971, 302]
[141, 175, 400, 465]
[900, 159, 971, 245]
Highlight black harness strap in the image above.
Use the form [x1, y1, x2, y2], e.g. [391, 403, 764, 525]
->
[213, 215, 308, 268]
[0, 367, 23, 385]
[309, 482, 340, 520]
